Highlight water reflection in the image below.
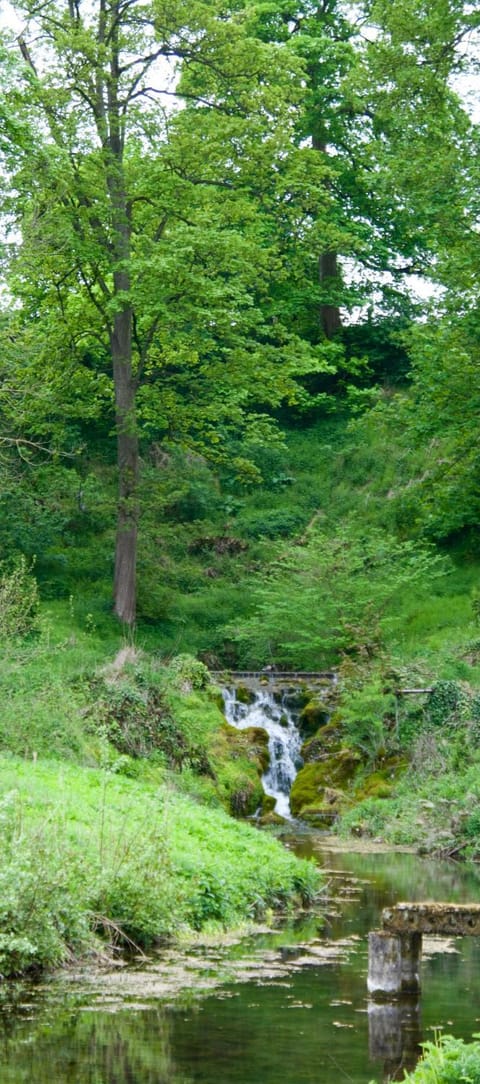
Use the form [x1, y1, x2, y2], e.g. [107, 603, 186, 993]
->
[1, 845, 480, 1083]
[0, 1001, 193, 1084]
[368, 998, 422, 1082]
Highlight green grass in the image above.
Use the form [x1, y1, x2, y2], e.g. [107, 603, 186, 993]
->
[0, 755, 320, 977]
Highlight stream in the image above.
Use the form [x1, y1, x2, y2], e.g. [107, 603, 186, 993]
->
[2, 843, 480, 1082]
[2, 685, 480, 1082]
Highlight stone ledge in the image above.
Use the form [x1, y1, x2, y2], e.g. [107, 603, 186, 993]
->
[382, 902, 480, 936]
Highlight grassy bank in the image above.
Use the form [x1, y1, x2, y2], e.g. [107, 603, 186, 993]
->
[0, 755, 319, 978]
[0, 619, 320, 978]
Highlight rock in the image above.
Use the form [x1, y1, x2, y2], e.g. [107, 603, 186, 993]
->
[235, 684, 255, 705]
[300, 804, 340, 827]
[257, 811, 286, 826]
[298, 698, 330, 737]
[353, 758, 407, 803]
[261, 793, 276, 815]
[290, 747, 360, 818]
[301, 721, 342, 762]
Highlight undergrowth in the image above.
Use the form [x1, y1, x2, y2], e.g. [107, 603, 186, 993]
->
[400, 1035, 480, 1084]
[0, 757, 320, 978]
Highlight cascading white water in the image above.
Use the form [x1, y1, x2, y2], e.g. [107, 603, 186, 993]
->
[222, 685, 303, 818]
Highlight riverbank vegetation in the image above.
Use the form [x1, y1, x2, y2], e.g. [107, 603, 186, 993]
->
[401, 1036, 480, 1084]
[0, 754, 318, 978]
[0, 639, 319, 978]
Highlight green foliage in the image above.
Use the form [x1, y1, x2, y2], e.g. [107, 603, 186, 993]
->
[165, 654, 211, 691]
[401, 1035, 480, 1084]
[236, 508, 305, 540]
[0, 556, 39, 639]
[0, 790, 91, 977]
[229, 525, 446, 668]
[339, 681, 395, 760]
[426, 681, 470, 728]
[0, 758, 321, 975]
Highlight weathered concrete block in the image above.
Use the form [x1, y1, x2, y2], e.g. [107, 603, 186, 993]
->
[401, 932, 422, 992]
[368, 931, 421, 995]
[382, 902, 480, 936]
[368, 931, 402, 995]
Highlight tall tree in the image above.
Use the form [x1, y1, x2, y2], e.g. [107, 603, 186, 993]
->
[0, 0, 337, 623]
[242, 0, 476, 332]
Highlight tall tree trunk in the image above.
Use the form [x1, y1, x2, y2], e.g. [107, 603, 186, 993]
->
[319, 251, 342, 338]
[312, 135, 342, 339]
[111, 306, 138, 626]
[107, 5, 138, 626]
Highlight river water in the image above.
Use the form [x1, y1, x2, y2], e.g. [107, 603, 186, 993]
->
[3, 686, 480, 1082]
[2, 841, 480, 1083]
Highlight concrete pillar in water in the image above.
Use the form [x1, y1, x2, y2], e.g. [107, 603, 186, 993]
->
[368, 931, 422, 995]
[368, 932, 402, 995]
[401, 932, 422, 992]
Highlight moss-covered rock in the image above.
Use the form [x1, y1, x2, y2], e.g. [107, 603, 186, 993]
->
[236, 725, 270, 772]
[298, 699, 330, 738]
[290, 748, 361, 817]
[301, 721, 343, 762]
[353, 757, 407, 802]
[210, 687, 226, 712]
[257, 811, 286, 826]
[207, 722, 268, 816]
[274, 684, 311, 710]
[261, 793, 276, 815]
[235, 684, 255, 705]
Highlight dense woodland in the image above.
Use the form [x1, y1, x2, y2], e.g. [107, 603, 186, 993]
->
[1, 0, 480, 979]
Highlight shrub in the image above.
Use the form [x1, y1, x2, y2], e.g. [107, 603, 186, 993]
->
[166, 654, 211, 691]
[426, 681, 470, 728]
[339, 680, 395, 760]
[401, 1035, 480, 1084]
[229, 525, 446, 668]
[0, 556, 39, 639]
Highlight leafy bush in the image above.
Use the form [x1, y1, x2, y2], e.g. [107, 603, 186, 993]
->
[339, 680, 395, 760]
[0, 791, 90, 976]
[0, 556, 39, 639]
[92, 679, 214, 773]
[236, 508, 304, 539]
[401, 1035, 480, 1084]
[166, 654, 211, 691]
[426, 681, 470, 728]
[229, 526, 446, 668]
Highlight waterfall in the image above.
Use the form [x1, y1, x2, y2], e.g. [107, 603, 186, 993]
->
[222, 685, 304, 818]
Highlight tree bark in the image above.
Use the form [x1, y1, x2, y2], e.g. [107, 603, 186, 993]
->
[106, 5, 138, 626]
[111, 308, 138, 627]
[312, 135, 342, 339]
[319, 250, 342, 338]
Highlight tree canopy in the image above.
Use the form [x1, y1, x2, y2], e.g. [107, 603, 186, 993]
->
[0, 0, 477, 624]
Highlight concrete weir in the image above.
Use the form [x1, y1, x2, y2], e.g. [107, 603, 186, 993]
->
[368, 903, 480, 996]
